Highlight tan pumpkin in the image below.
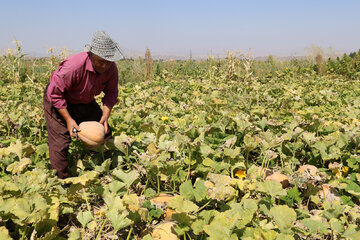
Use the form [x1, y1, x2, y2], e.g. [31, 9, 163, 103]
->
[152, 221, 178, 240]
[78, 121, 105, 148]
[265, 172, 290, 188]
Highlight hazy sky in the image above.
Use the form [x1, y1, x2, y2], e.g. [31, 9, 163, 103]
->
[1, 0, 359, 58]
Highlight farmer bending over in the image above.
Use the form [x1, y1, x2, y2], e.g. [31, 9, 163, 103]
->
[43, 30, 123, 178]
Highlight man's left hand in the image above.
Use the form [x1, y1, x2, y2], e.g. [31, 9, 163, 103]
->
[99, 116, 109, 133]
[99, 105, 112, 134]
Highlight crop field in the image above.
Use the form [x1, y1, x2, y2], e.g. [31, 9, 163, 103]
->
[0, 44, 360, 240]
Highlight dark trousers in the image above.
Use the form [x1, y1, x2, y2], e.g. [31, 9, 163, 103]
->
[43, 86, 112, 178]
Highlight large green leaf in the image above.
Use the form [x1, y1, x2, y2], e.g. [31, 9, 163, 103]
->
[106, 209, 132, 233]
[257, 180, 287, 197]
[168, 195, 199, 213]
[64, 171, 98, 186]
[200, 144, 214, 157]
[6, 157, 31, 174]
[0, 226, 12, 240]
[179, 180, 207, 202]
[242, 227, 278, 240]
[203, 213, 238, 240]
[112, 169, 139, 188]
[206, 173, 236, 201]
[77, 211, 93, 228]
[6, 140, 34, 159]
[223, 147, 241, 159]
[114, 133, 134, 154]
[301, 218, 328, 235]
[269, 205, 296, 233]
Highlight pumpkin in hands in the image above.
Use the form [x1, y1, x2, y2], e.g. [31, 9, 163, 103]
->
[78, 121, 105, 148]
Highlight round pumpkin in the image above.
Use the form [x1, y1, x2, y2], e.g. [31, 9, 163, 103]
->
[78, 121, 105, 148]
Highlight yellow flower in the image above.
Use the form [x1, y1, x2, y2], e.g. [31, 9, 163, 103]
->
[235, 169, 246, 179]
[342, 166, 349, 174]
[332, 169, 342, 179]
[160, 116, 169, 121]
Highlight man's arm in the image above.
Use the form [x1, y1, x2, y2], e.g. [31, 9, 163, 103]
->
[99, 105, 112, 134]
[57, 108, 80, 138]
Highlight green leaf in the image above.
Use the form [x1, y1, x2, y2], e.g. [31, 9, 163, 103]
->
[258, 180, 287, 197]
[231, 206, 256, 229]
[6, 157, 31, 174]
[191, 211, 215, 235]
[94, 159, 111, 173]
[200, 144, 214, 157]
[207, 173, 236, 201]
[336, 132, 348, 149]
[0, 226, 12, 240]
[114, 133, 133, 154]
[312, 141, 327, 155]
[108, 180, 126, 194]
[168, 195, 198, 213]
[64, 171, 98, 185]
[269, 205, 296, 233]
[11, 198, 31, 222]
[123, 194, 140, 212]
[280, 187, 301, 206]
[194, 180, 208, 202]
[40, 227, 61, 240]
[35, 143, 49, 158]
[179, 180, 207, 202]
[322, 201, 346, 220]
[203, 213, 238, 240]
[223, 147, 241, 159]
[68, 228, 81, 240]
[149, 208, 163, 219]
[276, 233, 294, 240]
[77, 211, 93, 228]
[172, 212, 195, 227]
[0, 179, 19, 192]
[106, 209, 132, 233]
[301, 218, 328, 235]
[242, 227, 278, 240]
[180, 180, 194, 201]
[329, 218, 344, 233]
[142, 234, 154, 240]
[345, 182, 360, 196]
[145, 188, 157, 198]
[6, 140, 34, 159]
[103, 193, 125, 212]
[342, 224, 360, 240]
[112, 169, 139, 188]
[301, 131, 317, 145]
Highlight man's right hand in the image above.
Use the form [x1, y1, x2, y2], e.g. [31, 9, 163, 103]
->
[56, 108, 80, 139]
[66, 119, 80, 139]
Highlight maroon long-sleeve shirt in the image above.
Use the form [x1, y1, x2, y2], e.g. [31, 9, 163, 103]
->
[47, 52, 118, 109]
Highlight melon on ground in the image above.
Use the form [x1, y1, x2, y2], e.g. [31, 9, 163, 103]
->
[298, 165, 318, 175]
[152, 221, 178, 240]
[265, 172, 290, 188]
[78, 121, 105, 148]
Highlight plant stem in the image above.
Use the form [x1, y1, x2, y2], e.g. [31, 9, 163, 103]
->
[245, 149, 249, 170]
[95, 219, 107, 240]
[157, 175, 160, 193]
[126, 224, 134, 240]
[82, 189, 94, 219]
[141, 178, 149, 195]
[186, 146, 191, 181]
[194, 200, 211, 214]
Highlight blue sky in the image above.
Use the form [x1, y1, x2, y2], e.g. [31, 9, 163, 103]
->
[1, 0, 359, 58]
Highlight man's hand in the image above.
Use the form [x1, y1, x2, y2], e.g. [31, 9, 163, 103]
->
[57, 108, 80, 138]
[66, 118, 80, 138]
[99, 105, 112, 133]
